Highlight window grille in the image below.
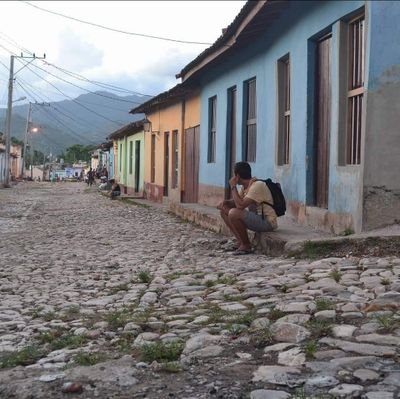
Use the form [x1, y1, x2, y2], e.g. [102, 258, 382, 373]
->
[208, 96, 217, 163]
[346, 16, 364, 165]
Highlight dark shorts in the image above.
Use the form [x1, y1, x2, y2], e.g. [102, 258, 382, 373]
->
[243, 210, 274, 232]
[111, 191, 121, 198]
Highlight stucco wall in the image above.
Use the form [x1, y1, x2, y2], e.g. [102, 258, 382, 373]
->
[144, 104, 181, 203]
[362, 1, 400, 229]
[198, 0, 366, 232]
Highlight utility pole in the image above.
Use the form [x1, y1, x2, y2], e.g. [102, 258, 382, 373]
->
[22, 102, 32, 179]
[22, 102, 50, 179]
[3, 53, 45, 187]
[3, 56, 14, 187]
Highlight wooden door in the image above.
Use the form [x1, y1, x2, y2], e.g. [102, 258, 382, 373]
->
[314, 35, 331, 208]
[164, 132, 169, 197]
[225, 87, 237, 199]
[134, 140, 140, 192]
[183, 125, 200, 203]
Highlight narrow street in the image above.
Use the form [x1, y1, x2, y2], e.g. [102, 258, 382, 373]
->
[0, 182, 399, 399]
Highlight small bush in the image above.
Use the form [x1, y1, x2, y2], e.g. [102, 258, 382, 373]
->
[138, 269, 153, 284]
[0, 345, 45, 368]
[140, 342, 184, 363]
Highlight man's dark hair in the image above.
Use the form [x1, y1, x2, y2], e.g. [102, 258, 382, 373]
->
[234, 162, 252, 179]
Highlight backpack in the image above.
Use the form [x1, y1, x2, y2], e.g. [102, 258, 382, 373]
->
[258, 178, 286, 217]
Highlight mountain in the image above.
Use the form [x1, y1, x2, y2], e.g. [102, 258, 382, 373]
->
[0, 91, 147, 155]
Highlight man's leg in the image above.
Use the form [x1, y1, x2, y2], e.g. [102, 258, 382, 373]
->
[227, 208, 251, 251]
[220, 209, 241, 247]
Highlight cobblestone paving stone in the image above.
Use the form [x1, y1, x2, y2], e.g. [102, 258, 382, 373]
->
[0, 182, 399, 399]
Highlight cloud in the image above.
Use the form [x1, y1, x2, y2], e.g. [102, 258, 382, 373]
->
[55, 28, 103, 72]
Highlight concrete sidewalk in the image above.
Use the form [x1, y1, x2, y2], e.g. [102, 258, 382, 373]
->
[118, 196, 400, 256]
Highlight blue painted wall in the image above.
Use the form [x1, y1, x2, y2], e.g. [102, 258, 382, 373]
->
[362, 1, 400, 229]
[198, 0, 369, 230]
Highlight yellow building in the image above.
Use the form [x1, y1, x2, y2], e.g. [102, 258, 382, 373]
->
[130, 84, 200, 204]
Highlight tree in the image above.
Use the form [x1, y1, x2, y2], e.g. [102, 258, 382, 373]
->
[64, 144, 94, 164]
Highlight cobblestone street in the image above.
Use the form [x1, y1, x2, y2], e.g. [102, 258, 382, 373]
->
[0, 182, 399, 399]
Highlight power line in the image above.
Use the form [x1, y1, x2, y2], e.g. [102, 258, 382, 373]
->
[42, 61, 153, 97]
[22, 1, 213, 46]
[16, 77, 131, 141]
[0, 30, 33, 57]
[0, 35, 153, 102]
[26, 60, 144, 105]
[15, 58, 124, 126]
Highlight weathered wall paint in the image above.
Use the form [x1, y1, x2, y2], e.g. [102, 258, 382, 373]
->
[362, 1, 400, 229]
[197, 0, 367, 232]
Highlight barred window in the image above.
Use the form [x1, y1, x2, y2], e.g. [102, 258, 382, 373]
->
[244, 78, 257, 162]
[208, 96, 217, 163]
[346, 16, 364, 165]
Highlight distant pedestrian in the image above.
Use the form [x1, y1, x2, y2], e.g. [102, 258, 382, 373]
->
[87, 168, 95, 187]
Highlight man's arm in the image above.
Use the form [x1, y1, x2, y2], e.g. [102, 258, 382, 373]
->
[231, 186, 256, 209]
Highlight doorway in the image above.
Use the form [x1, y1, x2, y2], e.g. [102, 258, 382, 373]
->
[314, 34, 332, 208]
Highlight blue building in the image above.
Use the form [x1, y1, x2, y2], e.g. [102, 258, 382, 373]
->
[177, 0, 400, 233]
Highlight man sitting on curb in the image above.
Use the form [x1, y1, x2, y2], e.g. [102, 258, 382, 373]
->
[217, 161, 277, 255]
[109, 179, 121, 200]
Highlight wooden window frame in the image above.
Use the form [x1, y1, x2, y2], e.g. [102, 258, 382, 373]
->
[346, 15, 365, 165]
[277, 54, 291, 165]
[208, 96, 217, 163]
[244, 78, 257, 162]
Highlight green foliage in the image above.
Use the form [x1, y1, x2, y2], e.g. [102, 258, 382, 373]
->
[63, 144, 94, 164]
[139, 341, 184, 363]
[38, 330, 87, 350]
[160, 361, 182, 373]
[329, 269, 342, 283]
[304, 340, 318, 358]
[375, 313, 400, 333]
[315, 298, 335, 311]
[72, 351, 107, 366]
[104, 308, 133, 330]
[307, 319, 333, 338]
[0, 345, 45, 368]
[268, 307, 286, 322]
[138, 269, 153, 284]
[11, 136, 23, 146]
[250, 328, 273, 348]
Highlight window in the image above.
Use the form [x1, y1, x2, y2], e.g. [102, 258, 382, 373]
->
[129, 141, 133, 174]
[277, 55, 290, 165]
[151, 134, 156, 183]
[244, 78, 257, 162]
[172, 130, 179, 188]
[208, 96, 217, 163]
[346, 15, 364, 165]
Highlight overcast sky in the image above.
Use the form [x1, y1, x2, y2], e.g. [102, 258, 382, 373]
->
[0, 1, 246, 106]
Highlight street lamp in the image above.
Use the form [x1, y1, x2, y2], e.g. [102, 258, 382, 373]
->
[143, 117, 152, 133]
[13, 96, 26, 103]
